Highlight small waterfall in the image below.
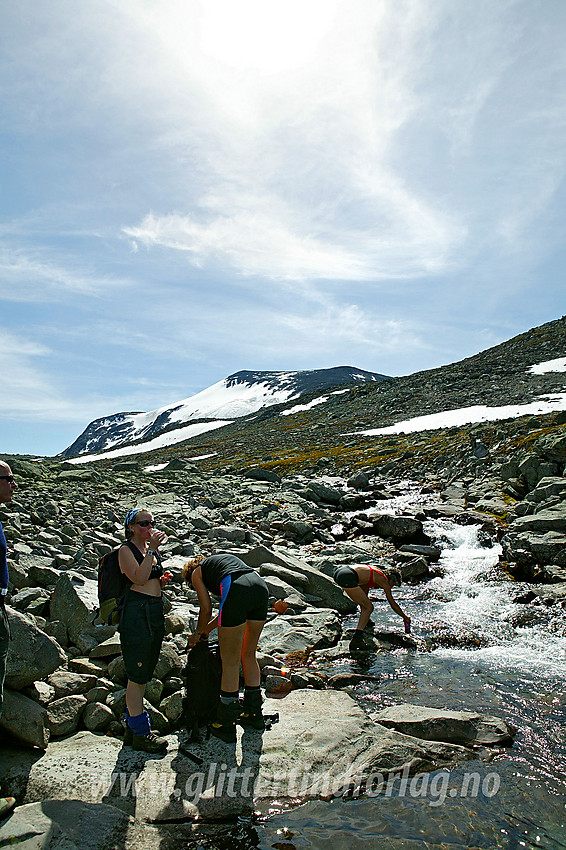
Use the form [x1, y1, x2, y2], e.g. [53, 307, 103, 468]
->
[419, 517, 566, 677]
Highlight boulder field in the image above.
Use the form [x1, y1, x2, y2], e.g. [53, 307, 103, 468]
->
[2, 429, 565, 844]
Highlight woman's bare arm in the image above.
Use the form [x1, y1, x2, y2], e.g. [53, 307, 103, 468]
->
[118, 545, 153, 586]
[367, 572, 411, 626]
[190, 567, 213, 635]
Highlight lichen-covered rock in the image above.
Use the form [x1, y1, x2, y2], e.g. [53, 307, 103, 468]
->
[160, 690, 184, 723]
[5, 607, 66, 689]
[47, 670, 99, 699]
[241, 546, 356, 614]
[153, 642, 184, 680]
[83, 701, 115, 732]
[107, 656, 127, 685]
[508, 504, 566, 534]
[0, 688, 50, 748]
[49, 572, 99, 644]
[259, 609, 341, 655]
[144, 677, 164, 706]
[372, 514, 423, 540]
[47, 694, 87, 737]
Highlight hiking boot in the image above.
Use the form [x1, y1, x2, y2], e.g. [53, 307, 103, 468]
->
[132, 730, 168, 753]
[238, 688, 264, 730]
[349, 631, 366, 651]
[238, 709, 265, 730]
[210, 700, 241, 744]
[123, 725, 133, 746]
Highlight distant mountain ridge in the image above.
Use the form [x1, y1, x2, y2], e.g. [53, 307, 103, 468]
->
[62, 366, 389, 457]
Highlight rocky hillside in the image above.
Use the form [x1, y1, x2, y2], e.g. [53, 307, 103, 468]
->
[55, 315, 565, 481]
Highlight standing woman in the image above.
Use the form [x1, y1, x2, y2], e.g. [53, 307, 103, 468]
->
[333, 564, 411, 647]
[118, 507, 170, 753]
[183, 553, 269, 743]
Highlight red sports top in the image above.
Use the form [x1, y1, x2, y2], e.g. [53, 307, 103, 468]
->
[366, 565, 388, 589]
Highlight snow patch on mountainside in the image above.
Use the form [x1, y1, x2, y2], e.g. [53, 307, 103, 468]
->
[356, 394, 566, 436]
[529, 357, 566, 374]
[67, 421, 230, 464]
[130, 378, 297, 431]
[282, 396, 329, 415]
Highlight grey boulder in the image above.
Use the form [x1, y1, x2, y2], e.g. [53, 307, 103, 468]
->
[49, 572, 99, 644]
[259, 609, 342, 655]
[0, 800, 131, 850]
[0, 688, 50, 748]
[373, 703, 516, 746]
[5, 607, 66, 690]
[240, 546, 356, 614]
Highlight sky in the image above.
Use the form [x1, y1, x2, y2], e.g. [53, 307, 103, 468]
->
[1, 0, 565, 457]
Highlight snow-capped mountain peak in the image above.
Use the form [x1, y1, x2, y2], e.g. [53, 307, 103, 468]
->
[62, 366, 389, 457]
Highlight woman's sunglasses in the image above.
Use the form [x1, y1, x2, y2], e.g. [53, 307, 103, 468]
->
[135, 520, 155, 527]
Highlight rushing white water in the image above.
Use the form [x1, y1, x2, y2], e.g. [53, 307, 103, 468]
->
[418, 518, 566, 677]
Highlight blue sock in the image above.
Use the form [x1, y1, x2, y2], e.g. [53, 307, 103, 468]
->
[127, 711, 151, 736]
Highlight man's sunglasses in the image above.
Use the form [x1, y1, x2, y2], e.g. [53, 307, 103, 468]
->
[0, 475, 15, 484]
[135, 520, 155, 527]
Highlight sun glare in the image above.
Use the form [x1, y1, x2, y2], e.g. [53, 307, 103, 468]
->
[200, 0, 341, 73]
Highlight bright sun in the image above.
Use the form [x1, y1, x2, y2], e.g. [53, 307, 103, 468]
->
[200, 0, 341, 74]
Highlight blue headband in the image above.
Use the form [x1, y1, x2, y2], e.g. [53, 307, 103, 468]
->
[124, 508, 142, 533]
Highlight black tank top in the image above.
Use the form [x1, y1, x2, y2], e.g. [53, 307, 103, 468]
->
[121, 541, 163, 580]
[200, 553, 253, 596]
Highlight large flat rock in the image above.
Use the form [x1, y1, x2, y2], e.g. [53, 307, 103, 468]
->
[0, 690, 474, 824]
[374, 703, 516, 746]
[0, 800, 131, 850]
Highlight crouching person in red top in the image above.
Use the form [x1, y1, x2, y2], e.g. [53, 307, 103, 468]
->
[333, 564, 411, 648]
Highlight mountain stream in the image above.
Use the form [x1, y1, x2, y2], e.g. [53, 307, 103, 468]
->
[192, 487, 566, 849]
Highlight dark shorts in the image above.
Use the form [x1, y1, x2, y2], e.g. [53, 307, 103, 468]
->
[218, 571, 269, 628]
[119, 589, 165, 685]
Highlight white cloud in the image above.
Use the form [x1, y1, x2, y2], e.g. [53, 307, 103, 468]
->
[276, 304, 423, 356]
[0, 329, 63, 416]
[0, 245, 133, 302]
[120, 0, 466, 281]
[0, 327, 165, 423]
[124, 207, 369, 282]
[117, 0, 563, 284]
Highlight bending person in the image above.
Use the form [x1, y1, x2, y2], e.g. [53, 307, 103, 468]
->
[333, 564, 410, 646]
[183, 553, 269, 743]
[118, 507, 170, 753]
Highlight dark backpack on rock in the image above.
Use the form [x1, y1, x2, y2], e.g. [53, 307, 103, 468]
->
[96, 541, 137, 625]
[182, 641, 222, 741]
